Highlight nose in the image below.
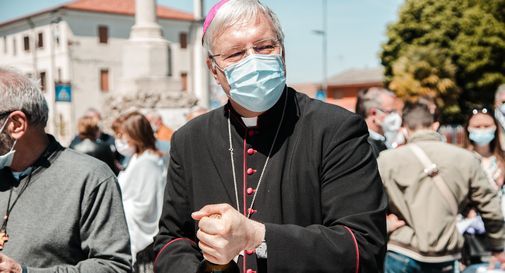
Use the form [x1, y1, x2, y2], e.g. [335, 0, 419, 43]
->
[244, 47, 256, 58]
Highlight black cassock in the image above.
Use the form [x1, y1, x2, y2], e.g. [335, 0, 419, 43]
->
[154, 87, 387, 273]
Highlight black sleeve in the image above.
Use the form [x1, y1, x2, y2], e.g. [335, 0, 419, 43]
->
[265, 114, 388, 273]
[153, 131, 203, 273]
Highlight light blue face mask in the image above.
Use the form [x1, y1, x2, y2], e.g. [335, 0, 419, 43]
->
[224, 54, 286, 113]
[469, 128, 496, 146]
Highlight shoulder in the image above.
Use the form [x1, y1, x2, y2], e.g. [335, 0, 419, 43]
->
[290, 87, 367, 134]
[134, 152, 164, 170]
[379, 141, 480, 165]
[57, 148, 116, 184]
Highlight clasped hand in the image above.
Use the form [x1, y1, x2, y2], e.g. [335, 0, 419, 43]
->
[0, 253, 22, 273]
[192, 204, 265, 265]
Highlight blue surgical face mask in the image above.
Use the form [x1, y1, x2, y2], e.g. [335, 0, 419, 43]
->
[500, 104, 505, 115]
[223, 54, 286, 113]
[469, 128, 496, 146]
[0, 117, 17, 169]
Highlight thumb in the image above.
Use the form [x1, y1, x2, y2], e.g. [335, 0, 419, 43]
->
[192, 203, 230, 221]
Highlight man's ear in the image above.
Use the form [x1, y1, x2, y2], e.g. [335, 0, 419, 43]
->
[206, 58, 219, 83]
[432, 121, 440, 132]
[368, 108, 377, 117]
[9, 111, 28, 140]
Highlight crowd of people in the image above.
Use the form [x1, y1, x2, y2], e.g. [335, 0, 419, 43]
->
[0, 0, 504, 273]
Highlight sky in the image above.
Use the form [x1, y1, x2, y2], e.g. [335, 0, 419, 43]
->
[0, 0, 404, 84]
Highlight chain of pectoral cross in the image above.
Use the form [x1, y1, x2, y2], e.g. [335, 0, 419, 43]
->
[0, 172, 33, 251]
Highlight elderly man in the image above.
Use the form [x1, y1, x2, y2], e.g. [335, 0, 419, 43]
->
[356, 87, 402, 156]
[0, 68, 131, 273]
[378, 103, 505, 273]
[153, 1, 387, 273]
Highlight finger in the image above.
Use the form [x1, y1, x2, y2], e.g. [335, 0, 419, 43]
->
[192, 204, 231, 220]
[198, 216, 228, 235]
[203, 252, 223, 265]
[197, 229, 226, 250]
[199, 240, 220, 259]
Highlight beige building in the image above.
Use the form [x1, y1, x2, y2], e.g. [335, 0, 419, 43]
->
[0, 0, 206, 144]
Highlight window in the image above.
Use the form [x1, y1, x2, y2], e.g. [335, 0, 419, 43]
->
[2, 36, 6, 54]
[39, 71, 47, 92]
[98, 25, 108, 44]
[179, 32, 188, 49]
[37, 32, 44, 48]
[100, 69, 109, 92]
[180, 72, 188, 91]
[23, 35, 30, 52]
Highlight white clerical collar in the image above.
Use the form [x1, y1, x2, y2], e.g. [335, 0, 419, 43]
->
[241, 117, 258, 127]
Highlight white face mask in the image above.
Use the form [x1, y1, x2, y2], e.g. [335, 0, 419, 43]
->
[115, 138, 135, 157]
[500, 104, 505, 115]
[0, 118, 17, 169]
[381, 112, 402, 133]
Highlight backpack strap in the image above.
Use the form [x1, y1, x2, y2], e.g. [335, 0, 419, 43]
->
[408, 143, 458, 216]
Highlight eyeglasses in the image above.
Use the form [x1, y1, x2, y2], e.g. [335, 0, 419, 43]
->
[210, 38, 281, 69]
[376, 108, 397, 115]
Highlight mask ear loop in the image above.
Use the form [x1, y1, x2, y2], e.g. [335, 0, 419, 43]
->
[0, 117, 17, 153]
[0, 118, 9, 134]
[9, 140, 17, 153]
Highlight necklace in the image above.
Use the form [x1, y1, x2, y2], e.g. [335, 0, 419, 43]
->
[227, 93, 288, 218]
[0, 171, 33, 251]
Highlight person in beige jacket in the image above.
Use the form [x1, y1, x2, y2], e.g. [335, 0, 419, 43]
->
[378, 103, 505, 273]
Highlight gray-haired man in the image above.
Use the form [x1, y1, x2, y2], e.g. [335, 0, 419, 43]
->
[0, 67, 132, 273]
[356, 87, 402, 157]
[153, 0, 387, 272]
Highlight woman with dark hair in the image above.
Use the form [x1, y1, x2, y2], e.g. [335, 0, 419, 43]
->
[114, 111, 165, 273]
[463, 108, 505, 188]
[460, 107, 505, 268]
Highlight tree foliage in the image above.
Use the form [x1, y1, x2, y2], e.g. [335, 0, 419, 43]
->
[381, 0, 505, 123]
[389, 46, 460, 120]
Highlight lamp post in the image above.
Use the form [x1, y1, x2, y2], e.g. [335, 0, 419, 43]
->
[312, 0, 327, 100]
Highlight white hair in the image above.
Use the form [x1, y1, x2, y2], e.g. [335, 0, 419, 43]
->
[0, 67, 49, 127]
[359, 87, 396, 118]
[203, 0, 285, 55]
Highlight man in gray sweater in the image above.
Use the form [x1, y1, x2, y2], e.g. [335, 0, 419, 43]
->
[0, 67, 132, 273]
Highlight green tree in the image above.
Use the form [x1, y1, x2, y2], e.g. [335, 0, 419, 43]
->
[381, 0, 505, 122]
[389, 46, 460, 122]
